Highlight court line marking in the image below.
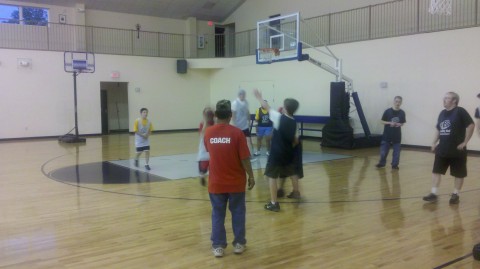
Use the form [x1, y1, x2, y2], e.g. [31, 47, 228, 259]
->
[433, 253, 472, 269]
[41, 154, 480, 204]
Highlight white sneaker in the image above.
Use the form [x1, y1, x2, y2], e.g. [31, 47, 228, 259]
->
[212, 247, 224, 257]
[266, 151, 270, 156]
[253, 151, 260, 156]
[233, 243, 245, 254]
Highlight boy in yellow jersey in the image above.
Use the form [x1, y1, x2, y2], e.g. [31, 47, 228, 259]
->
[133, 108, 153, 170]
[254, 100, 273, 156]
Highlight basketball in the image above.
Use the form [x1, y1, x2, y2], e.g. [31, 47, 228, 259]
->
[473, 243, 480, 261]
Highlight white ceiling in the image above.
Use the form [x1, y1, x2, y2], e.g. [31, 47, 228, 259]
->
[13, 0, 246, 21]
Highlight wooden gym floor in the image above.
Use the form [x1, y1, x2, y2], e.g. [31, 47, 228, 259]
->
[1, 132, 479, 269]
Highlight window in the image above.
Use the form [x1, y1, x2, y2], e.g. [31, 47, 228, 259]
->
[0, 4, 48, 26]
[0, 4, 19, 24]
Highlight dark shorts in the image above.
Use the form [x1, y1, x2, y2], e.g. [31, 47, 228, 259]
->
[136, 146, 150, 153]
[292, 142, 304, 179]
[264, 162, 296, 178]
[198, 160, 209, 174]
[432, 154, 467, 178]
[242, 129, 251, 137]
[265, 142, 303, 179]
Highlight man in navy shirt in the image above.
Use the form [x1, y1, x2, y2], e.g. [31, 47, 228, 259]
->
[423, 92, 475, 204]
[376, 96, 406, 170]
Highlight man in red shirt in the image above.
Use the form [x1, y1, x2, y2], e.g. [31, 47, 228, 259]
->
[204, 99, 255, 257]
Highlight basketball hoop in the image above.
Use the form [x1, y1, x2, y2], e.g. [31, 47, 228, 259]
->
[64, 51, 95, 74]
[257, 48, 280, 64]
[429, 0, 452, 15]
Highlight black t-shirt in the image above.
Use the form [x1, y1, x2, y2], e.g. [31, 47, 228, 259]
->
[381, 108, 406, 143]
[475, 107, 480, 119]
[268, 114, 297, 166]
[436, 106, 474, 157]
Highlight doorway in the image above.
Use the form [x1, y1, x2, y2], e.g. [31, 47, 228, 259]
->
[100, 82, 129, 135]
[214, 26, 225, 57]
[215, 23, 235, 58]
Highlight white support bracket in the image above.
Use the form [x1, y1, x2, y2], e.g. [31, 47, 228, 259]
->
[307, 57, 353, 91]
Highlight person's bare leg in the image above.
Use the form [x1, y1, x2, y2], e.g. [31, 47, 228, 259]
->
[423, 173, 441, 202]
[256, 136, 262, 154]
[278, 177, 286, 189]
[145, 151, 150, 165]
[286, 175, 301, 199]
[265, 136, 271, 154]
[276, 178, 286, 198]
[134, 152, 142, 167]
[431, 173, 441, 193]
[269, 177, 278, 203]
[453, 177, 464, 194]
[290, 175, 300, 193]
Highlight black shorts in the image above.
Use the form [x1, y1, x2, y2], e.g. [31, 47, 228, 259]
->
[242, 129, 251, 137]
[136, 146, 150, 153]
[432, 154, 467, 178]
[264, 162, 296, 178]
[265, 142, 303, 179]
[292, 142, 304, 179]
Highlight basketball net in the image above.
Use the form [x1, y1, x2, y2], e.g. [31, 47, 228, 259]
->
[258, 48, 280, 64]
[429, 0, 452, 15]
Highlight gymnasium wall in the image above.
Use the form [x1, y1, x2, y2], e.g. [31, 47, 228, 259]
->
[0, 1, 216, 58]
[209, 26, 480, 150]
[223, 0, 396, 32]
[0, 49, 211, 139]
[85, 10, 186, 34]
[1, 0, 479, 150]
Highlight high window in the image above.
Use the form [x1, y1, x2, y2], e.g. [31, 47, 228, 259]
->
[0, 4, 48, 26]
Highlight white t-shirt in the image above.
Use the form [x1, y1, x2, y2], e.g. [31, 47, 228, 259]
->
[232, 98, 250, 130]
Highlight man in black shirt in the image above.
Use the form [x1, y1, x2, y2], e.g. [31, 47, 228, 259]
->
[376, 96, 406, 170]
[475, 93, 480, 136]
[423, 92, 475, 204]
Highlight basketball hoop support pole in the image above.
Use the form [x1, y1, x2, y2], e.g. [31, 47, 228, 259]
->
[60, 51, 94, 143]
[73, 71, 79, 137]
[58, 71, 86, 143]
[307, 57, 353, 88]
[336, 59, 342, 82]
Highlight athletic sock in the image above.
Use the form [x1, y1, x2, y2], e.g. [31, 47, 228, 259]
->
[453, 189, 459, 194]
[431, 187, 437, 194]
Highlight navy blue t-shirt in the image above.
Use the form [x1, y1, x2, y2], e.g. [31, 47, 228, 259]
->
[269, 114, 297, 166]
[381, 108, 406, 143]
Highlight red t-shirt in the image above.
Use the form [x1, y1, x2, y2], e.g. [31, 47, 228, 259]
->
[204, 123, 250, 193]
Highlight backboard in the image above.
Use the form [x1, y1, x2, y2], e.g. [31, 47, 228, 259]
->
[64, 51, 95, 73]
[256, 13, 300, 64]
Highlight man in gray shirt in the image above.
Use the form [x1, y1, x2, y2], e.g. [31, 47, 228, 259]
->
[232, 89, 254, 156]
